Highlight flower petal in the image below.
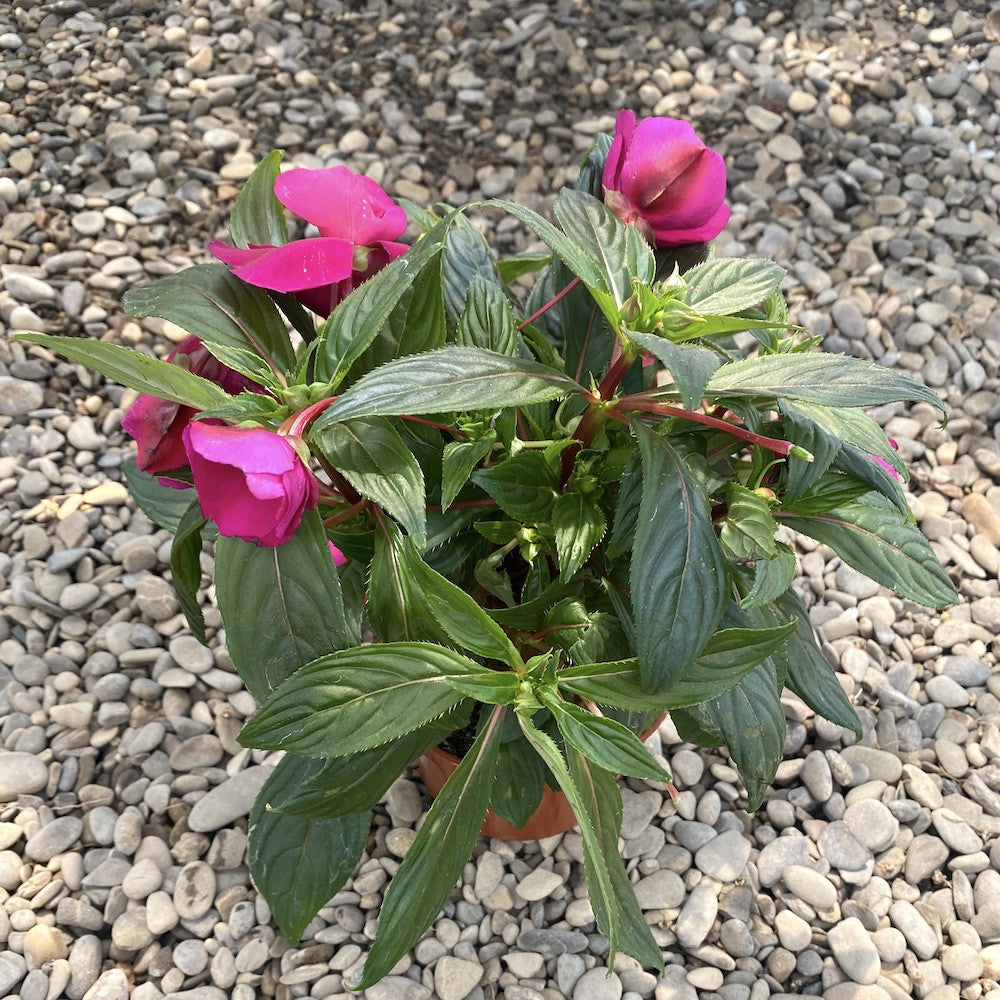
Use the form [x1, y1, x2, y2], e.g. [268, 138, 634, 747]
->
[275, 166, 407, 246]
[208, 238, 356, 293]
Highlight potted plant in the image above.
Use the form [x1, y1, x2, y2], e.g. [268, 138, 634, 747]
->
[16, 110, 956, 987]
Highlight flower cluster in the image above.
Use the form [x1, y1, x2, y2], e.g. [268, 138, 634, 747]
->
[24, 109, 955, 987]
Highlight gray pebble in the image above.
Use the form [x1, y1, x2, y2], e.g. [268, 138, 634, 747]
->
[187, 766, 271, 832]
[0, 752, 48, 800]
[827, 916, 880, 985]
[675, 882, 717, 949]
[695, 829, 751, 882]
[0, 376, 44, 415]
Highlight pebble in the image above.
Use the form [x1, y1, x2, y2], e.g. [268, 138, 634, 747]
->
[675, 883, 718, 949]
[0, 752, 49, 800]
[24, 816, 83, 862]
[782, 866, 838, 911]
[827, 917, 881, 984]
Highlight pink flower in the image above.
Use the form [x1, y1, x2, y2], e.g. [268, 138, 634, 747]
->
[208, 166, 408, 317]
[328, 541, 347, 567]
[122, 336, 257, 477]
[183, 422, 319, 546]
[602, 110, 730, 248]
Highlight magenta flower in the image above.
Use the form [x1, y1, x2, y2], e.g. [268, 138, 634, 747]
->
[602, 110, 730, 248]
[183, 422, 319, 546]
[122, 336, 257, 477]
[871, 438, 902, 480]
[208, 166, 408, 317]
[328, 541, 347, 567]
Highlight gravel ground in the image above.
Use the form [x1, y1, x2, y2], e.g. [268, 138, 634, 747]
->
[2, 2, 1000, 1000]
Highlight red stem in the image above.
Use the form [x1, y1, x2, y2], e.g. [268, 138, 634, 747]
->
[518, 277, 581, 330]
[619, 395, 799, 458]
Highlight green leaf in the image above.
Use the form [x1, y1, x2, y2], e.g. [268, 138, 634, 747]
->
[628, 333, 720, 412]
[720, 483, 778, 562]
[472, 450, 558, 522]
[229, 149, 288, 247]
[441, 222, 497, 326]
[707, 353, 947, 412]
[441, 437, 494, 511]
[248, 800, 369, 946]
[314, 347, 582, 425]
[491, 714, 548, 828]
[552, 188, 654, 308]
[780, 401, 844, 501]
[489, 198, 611, 299]
[559, 622, 795, 711]
[495, 251, 551, 283]
[316, 223, 447, 384]
[778, 493, 957, 608]
[353, 252, 447, 376]
[121, 458, 196, 532]
[12, 333, 228, 410]
[631, 423, 728, 693]
[683, 258, 786, 315]
[685, 657, 787, 809]
[739, 542, 796, 608]
[517, 712, 663, 972]
[456, 275, 519, 355]
[122, 263, 296, 377]
[238, 642, 478, 756]
[775, 589, 862, 737]
[257, 710, 466, 819]
[367, 521, 450, 644]
[606, 451, 642, 560]
[399, 539, 523, 664]
[356, 707, 503, 988]
[314, 417, 426, 549]
[214, 509, 354, 701]
[541, 690, 671, 783]
[552, 492, 606, 583]
[169, 503, 207, 644]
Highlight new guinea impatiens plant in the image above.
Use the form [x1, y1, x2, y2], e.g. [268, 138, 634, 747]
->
[18, 109, 957, 986]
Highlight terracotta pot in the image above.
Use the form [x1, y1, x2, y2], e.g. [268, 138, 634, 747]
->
[418, 744, 578, 841]
[417, 711, 668, 842]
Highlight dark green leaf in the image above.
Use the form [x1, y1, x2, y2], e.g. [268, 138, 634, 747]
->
[441, 222, 496, 326]
[631, 423, 728, 693]
[575, 132, 613, 200]
[399, 539, 522, 663]
[248, 799, 368, 945]
[707, 353, 947, 412]
[541, 690, 671, 783]
[314, 347, 582, 425]
[12, 333, 228, 410]
[552, 492, 606, 583]
[122, 263, 296, 376]
[229, 149, 288, 248]
[685, 658, 786, 809]
[169, 503, 207, 644]
[472, 450, 559, 522]
[739, 542, 796, 608]
[238, 642, 478, 756]
[456, 275, 519, 355]
[214, 509, 354, 701]
[606, 451, 641, 560]
[356, 707, 503, 988]
[368, 521, 451, 644]
[778, 493, 957, 608]
[195, 390, 283, 425]
[316, 223, 447, 384]
[257, 710, 466, 819]
[122, 458, 196, 532]
[628, 333, 720, 412]
[720, 484, 778, 562]
[441, 437, 494, 511]
[491, 714, 548, 828]
[775, 588, 862, 737]
[780, 401, 844, 500]
[552, 188, 654, 308]
[518, 712, 663, 971]
[683, 258, 786, 315]
[559, 622, 795, 711]
[314, 417, 426, 548]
